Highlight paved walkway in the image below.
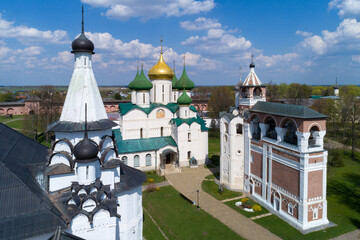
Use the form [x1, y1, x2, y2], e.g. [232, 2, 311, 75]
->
[165, 167, 281, 240]
[142, 181, 170, 191]
[329, 229, 360, 240]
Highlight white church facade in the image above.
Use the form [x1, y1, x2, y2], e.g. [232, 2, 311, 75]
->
[220, 57, 330, 231]
[46, 9, 146, 240]
[114, 47, 209, 174]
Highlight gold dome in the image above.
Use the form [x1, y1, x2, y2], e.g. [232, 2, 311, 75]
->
[148, 53, 174, 80]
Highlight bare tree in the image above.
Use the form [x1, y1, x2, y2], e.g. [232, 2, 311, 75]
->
[208, 86, 234, 119]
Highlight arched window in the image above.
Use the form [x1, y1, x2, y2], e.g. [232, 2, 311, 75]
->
[236, 123, 243, 134]
[146, 154, 151, 166]
[140, 128, 143, 138]
[309, 126, 320, 147]
[162, 85, 165, 102]
[188, 132, 191, 142]
[251, 116, 261, 140]
[313, 208, 318, 220]
[283, 119, 297, 145]
[134, 155, 140, 167]
[265, 117, 277, 140]
[254, 87, 262, 97]
[143, 93, 145, 103]
[187, 151, 191, 160]
[161, 127, 164, 136]
[121, 156, 128, 165]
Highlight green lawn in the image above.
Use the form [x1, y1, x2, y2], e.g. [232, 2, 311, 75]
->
[253, 150, 360, 240]
[143, 171, 165, 185]
[204, 173, 220, 180]
[201, 180, 242, 201]
[225, 199, 269, 218]
[0, 115, 23, 123]
[208, 137, 220, 167]
[5, 119, 24, 129]
[143, 185, 244, 240]
[143, 209, 166, 240]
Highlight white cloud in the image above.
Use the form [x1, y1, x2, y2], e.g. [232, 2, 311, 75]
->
[329, 0, 360, 17]
[351, 54, 360, 62]
[16, 46, 42, 56]
[82, 0, 215, 21]
[180, 17, 221, 31]
[295, 30, 312, 37]
[300, 35, 327, 55]
[256, 53, 299, 68]
[0, 14, 68, 44]
[51, 51, 73, 63]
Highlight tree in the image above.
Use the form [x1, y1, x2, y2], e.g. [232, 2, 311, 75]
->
[311, 98, 338, 133]
[266, 81, 280, 102]
[340, 86, 360, 158]
[208, 86, 234, 119]
[286, 83, 312, 105]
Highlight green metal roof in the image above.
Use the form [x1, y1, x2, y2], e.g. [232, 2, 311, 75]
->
[113, 129, 178, 154]
[172, 74, 178, 89]
[128, 69, 139, 90]
[177, 90, 192, 105]
[119, 102, 179, 115]
[189, 105, 197, 112]
[250, 101, 328, 119]
[128, 67, 153, 91]
[175, 66, 195, 90]
[171, 116, 208, 131]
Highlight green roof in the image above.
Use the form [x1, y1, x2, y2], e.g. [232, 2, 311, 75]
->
[172, 74, 178, 89]
[128, 67, 153, 91]
[113, 129, 178, 154]
[189, 105, 197, 112]
[175, 66, 195, 90]
[171, 116, 208, 131]
[128, 69, 139, 90]
[177, 90, 192, 105]
[119, 102, 179, 115]
[250, 101, 328, 119]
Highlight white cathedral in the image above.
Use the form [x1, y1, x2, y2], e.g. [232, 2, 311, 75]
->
[114, 45, 209, 174]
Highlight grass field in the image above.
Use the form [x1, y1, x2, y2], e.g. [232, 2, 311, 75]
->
[253, 149, 360, 240]
[143, 185, 244, 240]
[225, 199, 269, 218]
[143, 171, 165, 185]
[143, 209, 166, 240]
[0, 115, 24, 123]
[201, 179, 242, 201]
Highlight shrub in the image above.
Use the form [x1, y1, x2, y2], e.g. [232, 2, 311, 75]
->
[148, 178, 154, 183]
[146, 183, 155, 193]
[329, 149, 344, 167]
[240, 197, 249, 203]
[253, 205, 262, 212]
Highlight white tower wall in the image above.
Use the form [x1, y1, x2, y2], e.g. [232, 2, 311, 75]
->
[150, 80, 172, 104]
[136, 91, 150, 108]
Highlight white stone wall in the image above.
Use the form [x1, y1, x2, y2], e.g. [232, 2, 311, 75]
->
[136, 91, 150, 108]
[150, 80, 172, 104]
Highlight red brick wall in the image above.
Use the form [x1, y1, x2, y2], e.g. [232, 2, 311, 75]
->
[308, 203, 323, 222]
[255, 184, 262, 195]
[308, 170, 323, 199]
[250, 151, 262, 178]
[272, 161, 300, 196]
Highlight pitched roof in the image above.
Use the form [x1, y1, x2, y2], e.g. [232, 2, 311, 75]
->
[171, 116, 208, 131]
[119, 102, 179, 115]
[0, 123, 66, 240]
[242, 68, 263, 86]
[114, 129, 178, 154]
[250, 101, 328, 119]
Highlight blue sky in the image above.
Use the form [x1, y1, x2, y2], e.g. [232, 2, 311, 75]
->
[0, 0, 359, 86]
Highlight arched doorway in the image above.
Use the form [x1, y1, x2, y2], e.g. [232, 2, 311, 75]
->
[160, 149, 178, 169]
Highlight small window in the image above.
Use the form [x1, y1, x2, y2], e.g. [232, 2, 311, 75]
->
[313, 208, 318, 220]
[188, 132, 191, 142]
[224, 123, 229, 134]
[251, 154, 254, 163]
[84, 58, 86, 65]
[86, 166, 89, 179]
[146, 154, 151, 166]
[140, 128, 143, 138]
[174, 94, 176, 101]
[236, 123, 243, 134]
[185, 110, 187, 116]
[143, 93, 145, 103]
[121, 156, 128, 165]
[187, 151, 191, 160]
[288, 203, 293, 216]
[161, 127, 164, 136]
[134, 155, 140, 167]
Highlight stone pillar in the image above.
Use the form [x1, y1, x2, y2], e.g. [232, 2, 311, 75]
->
[259, 123, 268, 139]
[275, 127, 287, 142]
[313, 130, 326, 148]
[296, 131, 310, 152]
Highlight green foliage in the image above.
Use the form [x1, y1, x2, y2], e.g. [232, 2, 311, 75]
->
[143, 171, 164, 185]
[329, 149, 344, 167]
[0, 92, 18, 102]
[114, 92, 121, 100]
[225, 199, 269, 218]
[253, 205, 262, 212]
[208, 86, 234, 119]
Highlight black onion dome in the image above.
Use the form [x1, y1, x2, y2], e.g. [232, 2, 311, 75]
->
[71, 33, 94, 54]
[250, 62, 255, 68]
[73, 137, 99, 162]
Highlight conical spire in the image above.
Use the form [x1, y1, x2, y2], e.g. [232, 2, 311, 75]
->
[249, 53, 255, 68]
[175, 55, 194, 90]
